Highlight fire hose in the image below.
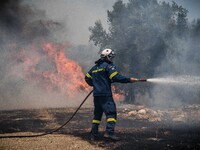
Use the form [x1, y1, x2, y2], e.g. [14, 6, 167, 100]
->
[0, 78, 147, 139]
[0, 90, 93, 139]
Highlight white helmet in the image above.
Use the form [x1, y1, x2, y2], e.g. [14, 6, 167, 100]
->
[100, 48, 115, 61]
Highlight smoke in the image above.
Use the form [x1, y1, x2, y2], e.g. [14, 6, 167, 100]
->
[1, 0, 198, 110]
[1, 0, 129, 110]
[145, 1, 199, 107]
[131, 1, 200, 107]
[159, 0, 200, 21]
[87, 0, 200, 108]
[0, 0, 95, 110]
[25, 0, 121, 45]
[150, 34, 200, 107]
[24, 0, 127, 75]
[41, 0, 199, 108]
[0, 0, 62, 110]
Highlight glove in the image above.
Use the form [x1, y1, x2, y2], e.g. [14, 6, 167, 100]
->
[130, 77, 139, 83]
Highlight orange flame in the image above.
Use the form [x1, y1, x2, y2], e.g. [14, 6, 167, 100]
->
[12, 41, 124, 100]
[42, 42, 89, 95]
[14, 41, 89, 96]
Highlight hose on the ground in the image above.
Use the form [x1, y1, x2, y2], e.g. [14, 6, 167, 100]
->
[0, 90, 93, 139]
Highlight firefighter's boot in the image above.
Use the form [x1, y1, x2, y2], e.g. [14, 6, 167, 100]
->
[104, 121, 119, 141]
[90, 123, 100, 141]
[104, 132, 120, 141]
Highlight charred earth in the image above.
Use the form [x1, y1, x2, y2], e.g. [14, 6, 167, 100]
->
[0, 104, 200, 150]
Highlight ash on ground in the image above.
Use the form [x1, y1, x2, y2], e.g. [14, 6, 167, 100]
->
[0, 104, 200, 150]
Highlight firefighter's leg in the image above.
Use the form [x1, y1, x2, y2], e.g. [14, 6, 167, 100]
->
[91, 96, 103, 137]
[103, 96, 117, 135]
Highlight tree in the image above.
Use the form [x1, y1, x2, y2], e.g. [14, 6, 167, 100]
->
[172, 1, 189, 37]
[89, 0, 190, 103]
[89, 20, 110, 50]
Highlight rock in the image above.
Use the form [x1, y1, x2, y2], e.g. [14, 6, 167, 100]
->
[137, 114, 149, 119]
[138, 109, 147, 115]
[123, 108, 130, 113]
[128, 110, 137, 116]
[149, 117, 161, 122]
[146, 109, 158, 116]
[157, 110, 164, 117]
[172, 115, 185, 122]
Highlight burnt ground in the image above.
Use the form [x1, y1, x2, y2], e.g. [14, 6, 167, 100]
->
[0, 107, 200, 150]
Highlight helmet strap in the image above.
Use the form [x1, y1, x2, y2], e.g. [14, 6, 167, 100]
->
[106, 56, 113, 63]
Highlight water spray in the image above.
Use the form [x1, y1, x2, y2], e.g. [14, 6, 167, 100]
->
[146, 75, 200, 86]
[134, 76, 200, 87]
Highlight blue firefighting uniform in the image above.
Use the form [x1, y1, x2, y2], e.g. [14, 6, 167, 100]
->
[85, 59, 131, 135]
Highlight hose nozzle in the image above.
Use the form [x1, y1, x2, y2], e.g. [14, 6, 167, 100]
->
[138, 78, 147, 82]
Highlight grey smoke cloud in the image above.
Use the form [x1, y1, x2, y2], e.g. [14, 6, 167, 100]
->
[30, 0, 199, 108]
[1, 0, 199, 110]
[150, 35, 200, 107]
[83, 0, 200, 107]
[0, 0, 95, 110]
[25, 0, 121, 45]
[25, 0, 200, 45]
[159, 0, 200, 21]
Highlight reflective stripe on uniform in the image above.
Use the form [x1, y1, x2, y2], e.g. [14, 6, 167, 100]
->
[86, 73, 92, 79]
[109, 71, 118, 79]
[107, 118, 117, 123]
[92, 120, 101, 124]
[92, 68, 105, 73]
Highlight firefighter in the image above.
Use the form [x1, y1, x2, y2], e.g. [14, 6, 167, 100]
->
[85, 48, 138, 141]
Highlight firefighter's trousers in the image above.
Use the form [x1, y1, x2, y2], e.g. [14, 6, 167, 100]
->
[91, 96, 117, 135]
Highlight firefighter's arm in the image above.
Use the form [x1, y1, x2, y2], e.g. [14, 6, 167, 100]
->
[85, 71, 93, 86]
[107, 64, 131, 83]
[111, 73, 131, 83]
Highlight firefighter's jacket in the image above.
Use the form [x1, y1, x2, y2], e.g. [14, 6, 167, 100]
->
[85, 59, 131, 96]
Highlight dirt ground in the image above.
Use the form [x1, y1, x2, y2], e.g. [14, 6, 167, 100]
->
[0, 106, 200, 150]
